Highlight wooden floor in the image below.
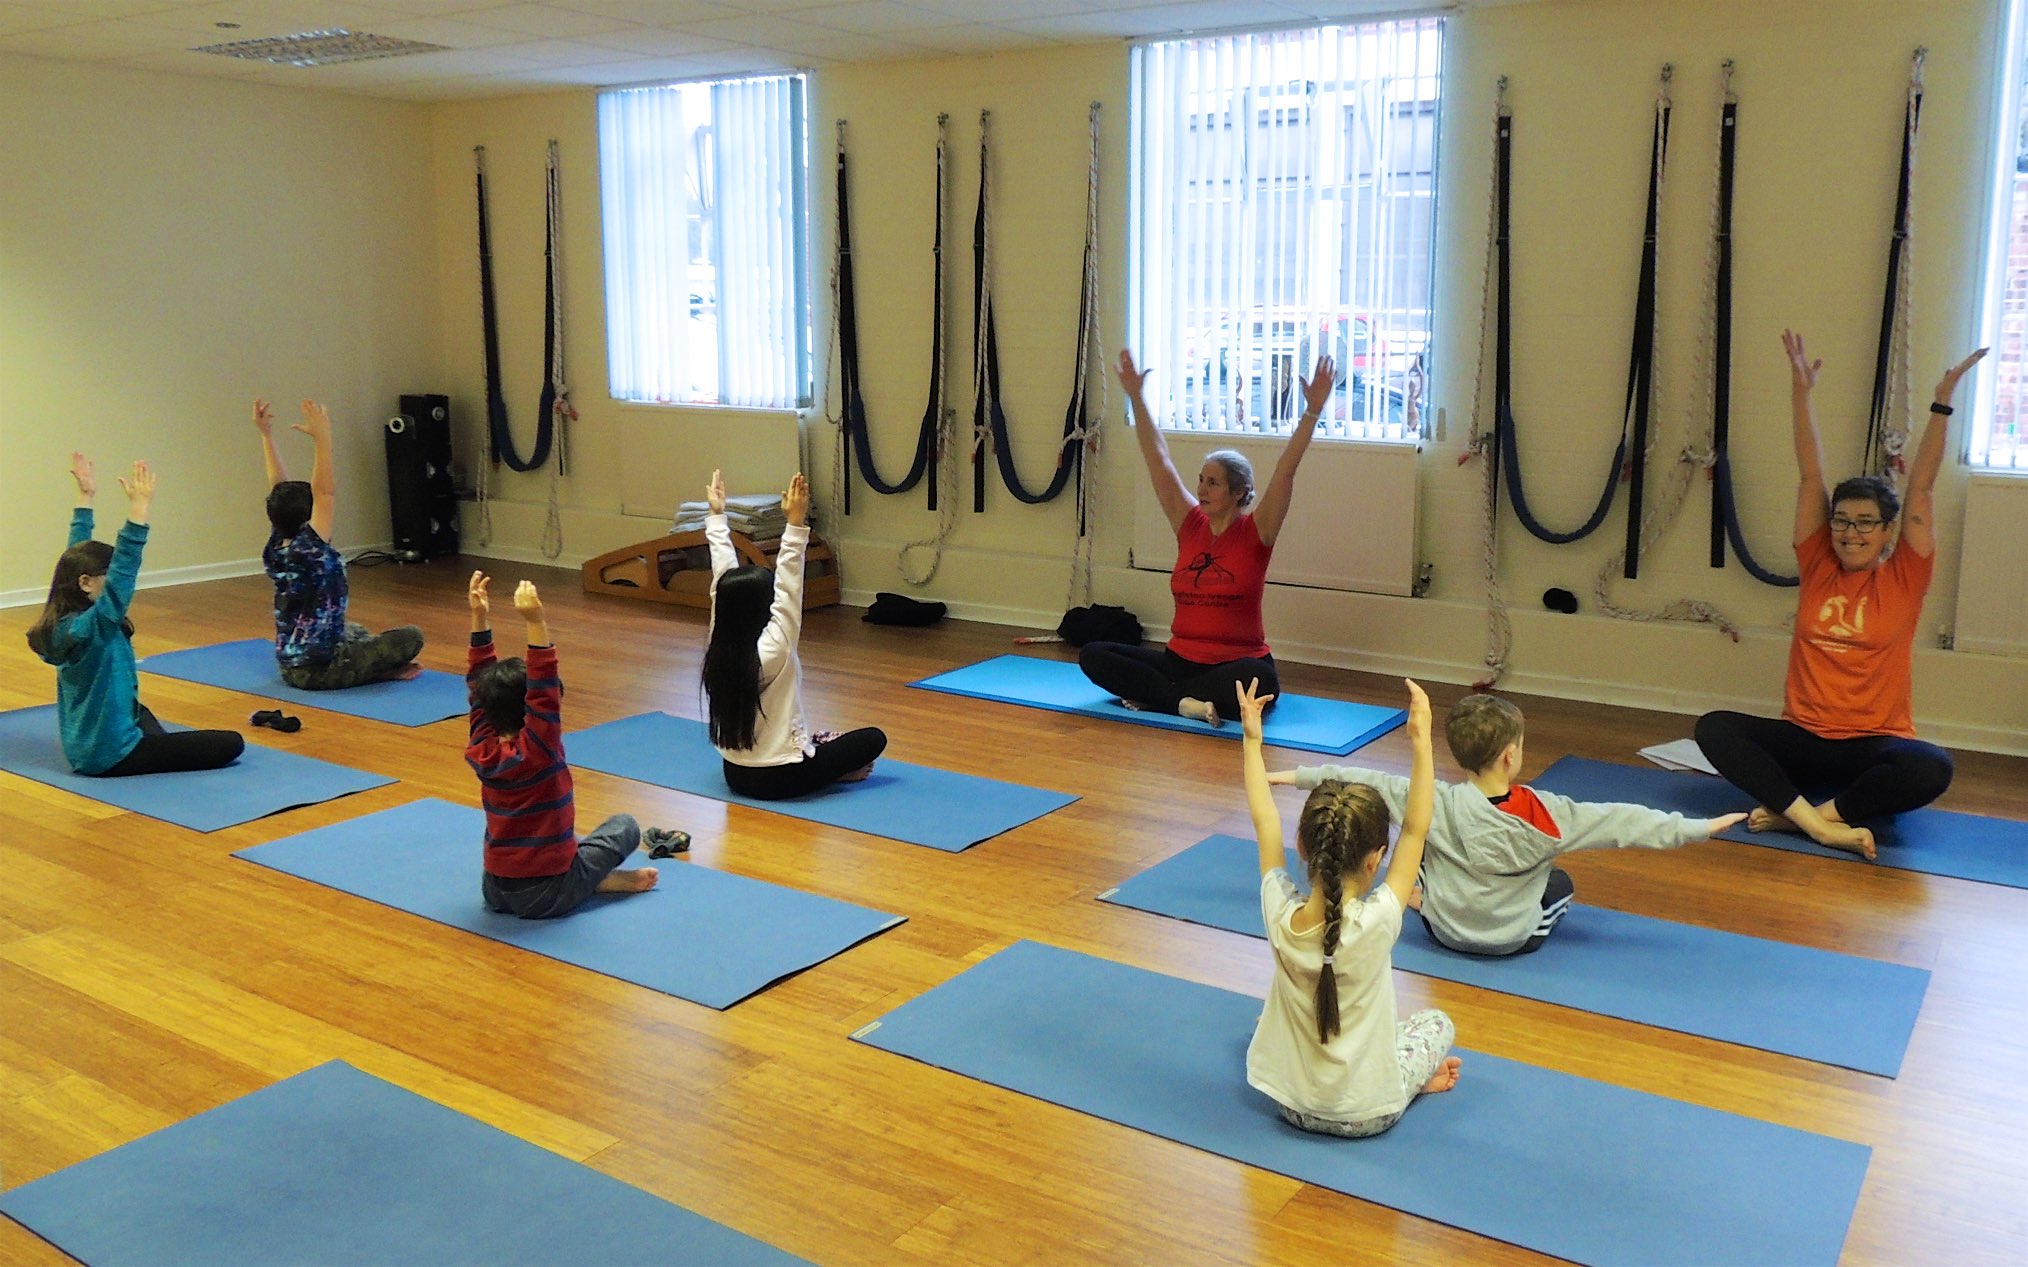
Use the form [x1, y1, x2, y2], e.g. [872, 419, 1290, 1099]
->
[3, 554, 2026, 1267]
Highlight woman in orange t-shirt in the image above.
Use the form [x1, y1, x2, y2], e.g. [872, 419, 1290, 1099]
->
[1078, 349, 1335, 726]
[1694, 332, 1985, 859]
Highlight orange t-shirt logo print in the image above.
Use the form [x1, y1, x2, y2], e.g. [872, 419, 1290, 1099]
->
[1817, 595, 1868, 641]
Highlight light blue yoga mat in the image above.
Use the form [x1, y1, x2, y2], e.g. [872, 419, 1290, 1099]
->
[138, 638, 466, 727]
[1533, 755, 2028, 889]
[1101, 834, 1928, 1076]
[0, 704, 391, 832]
[910, 654, 1406, 756]
[567, 711, 1077, 852]
[854, 941, 1869, 1267]
[235, 798, 903, 1009]
[0, 1060, 807, 1267]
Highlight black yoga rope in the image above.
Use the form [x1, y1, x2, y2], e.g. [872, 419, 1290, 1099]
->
[836, 119, 945, 513]
[475, 146, 554, 473]
[971, 110, 1084, 518]
[1621, 81, 1670, 578]
[1704, 82, 1798, 588]
[1864, 54, 1923, 479]
[1489, 87, 1666, 550]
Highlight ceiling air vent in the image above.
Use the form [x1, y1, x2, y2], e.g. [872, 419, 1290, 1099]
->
[190, 29, 447, 67]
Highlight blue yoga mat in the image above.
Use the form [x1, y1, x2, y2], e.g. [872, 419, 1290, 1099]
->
[1533, 755, 2028, 889]
[911, 654, 1406, 756]
[1101, 835, 1928, 1076]
[0, 704, 390, 832]
[855, 941, 1869, 1267]
[235, 798, 903, 1008]
[566, 711, 1077, 852]
[139, 639, 466, 727]
[0, 1060, 807, 1267]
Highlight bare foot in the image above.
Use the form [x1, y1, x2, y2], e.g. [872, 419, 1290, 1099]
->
[838, 762, 874, 783]
[1813, 824, 1877, 862]
[1178, 697, 1223, 727]
[1747, 806, 1796, 833]
[1406, 884, 1424, 912]
[597, 867, 659, 894]
[1422, 1056, 1462, 1094]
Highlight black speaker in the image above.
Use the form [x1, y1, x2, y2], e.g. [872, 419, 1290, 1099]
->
[387, 394, 459, 560]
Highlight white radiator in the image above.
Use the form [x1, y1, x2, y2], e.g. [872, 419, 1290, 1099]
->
[1954, 474, 2028, 655]
[1131, 433, 1422, 596]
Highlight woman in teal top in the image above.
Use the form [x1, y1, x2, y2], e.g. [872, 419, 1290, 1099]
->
[28, 455, 244, 776]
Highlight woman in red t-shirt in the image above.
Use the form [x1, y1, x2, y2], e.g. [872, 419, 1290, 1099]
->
[1078, 349, 1335, 726]
[1694, 331, 1984, 859]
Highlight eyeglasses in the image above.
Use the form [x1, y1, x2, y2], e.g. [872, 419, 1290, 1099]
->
[1829, 516, 1887, 535]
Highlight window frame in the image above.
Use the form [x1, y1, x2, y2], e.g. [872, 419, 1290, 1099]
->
[1125, 17, 1445, 445]
[597, 71, 813, 412]
[1971, 0, 2028, 472]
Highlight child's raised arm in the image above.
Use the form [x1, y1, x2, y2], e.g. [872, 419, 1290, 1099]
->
[468, 570, 491, 637]
[1382, 679, 1433, 910]
[253, 399, 288, 488]
[514, 580, 549, 648]
[1237, 678, 1284, 876]
[294, 400, 336, 541]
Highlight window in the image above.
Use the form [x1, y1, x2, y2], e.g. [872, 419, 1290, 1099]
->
[1128, 18, 1444, 440]
[1975, 1, 2028, 469]
[598, 74, 810, 409]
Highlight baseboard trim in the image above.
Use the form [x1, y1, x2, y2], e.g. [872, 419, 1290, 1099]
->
[0, 555, 269, 609]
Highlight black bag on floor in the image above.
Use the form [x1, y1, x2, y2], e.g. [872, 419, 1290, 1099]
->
[1057, 605, 1141, 646]
[863, 592, 948, 626]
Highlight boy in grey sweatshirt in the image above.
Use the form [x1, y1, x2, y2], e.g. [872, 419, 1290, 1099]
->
[1270, 694, 1747, 956]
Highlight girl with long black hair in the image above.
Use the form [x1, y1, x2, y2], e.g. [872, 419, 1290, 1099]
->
[702, 469, 885, 800]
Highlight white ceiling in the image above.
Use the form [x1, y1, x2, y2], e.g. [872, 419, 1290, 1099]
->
[0, 0, 1455, 101]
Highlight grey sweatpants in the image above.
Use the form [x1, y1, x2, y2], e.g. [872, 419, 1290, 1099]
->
[281, 623, 424, 691]
[1277, 1008, 1455, 1138]
[481, 814, 642, 920]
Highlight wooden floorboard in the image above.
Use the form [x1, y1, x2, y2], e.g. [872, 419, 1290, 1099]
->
[1, 552, 2025, 1265]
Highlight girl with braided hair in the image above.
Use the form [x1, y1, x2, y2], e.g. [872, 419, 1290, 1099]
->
[1238, 677, 1458, 1138]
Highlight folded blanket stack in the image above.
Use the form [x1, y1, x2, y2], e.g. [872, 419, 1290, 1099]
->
[671, 493, 790, 541]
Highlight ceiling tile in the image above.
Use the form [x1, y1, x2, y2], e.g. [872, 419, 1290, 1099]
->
[544, 0, 736, 21]
[446, 2, 642, 39]
[796, 1, 964, 37]
[580, 25, 739, 56]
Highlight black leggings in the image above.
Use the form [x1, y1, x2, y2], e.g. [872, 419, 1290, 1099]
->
[722, 728, 887, 801]
[1693, 711, 1953, 825]
[1077, 643, 1278, 718]
[98, 705, 245, 777]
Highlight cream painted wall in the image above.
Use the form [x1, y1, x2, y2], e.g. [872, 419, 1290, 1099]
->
[436, 0, 2023, 751]
[424, 91, 801, 573]
[0, 53, 437, 601]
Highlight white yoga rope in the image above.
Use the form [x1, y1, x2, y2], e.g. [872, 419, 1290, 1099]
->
[1461, 77, 1514, 687]
[471, 141, 570, 559]
[1065, 101, 1109, 611]
[898, 116, 961, 588]
[541, 139, 571, 561]
[1876, 47, 1924, 488]
[1592, 63, 1741, 640]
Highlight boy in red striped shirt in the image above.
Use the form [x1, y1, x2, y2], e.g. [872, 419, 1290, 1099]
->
[467, 572, 661, 918]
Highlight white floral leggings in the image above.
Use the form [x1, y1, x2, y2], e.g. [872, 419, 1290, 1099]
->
[1278, 1009, 1455, 1138]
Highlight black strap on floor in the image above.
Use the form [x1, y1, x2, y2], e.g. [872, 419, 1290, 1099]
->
[971, 111, 1080, 514]
[835, 121, 942, 513]
[1705, 82, 1798, 587]
[1491, 87, 1664, 548]
[475, 146, 554, 473]
[1864, 64, 1922, 478]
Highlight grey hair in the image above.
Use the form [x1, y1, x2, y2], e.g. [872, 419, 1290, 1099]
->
[1202, 449, 1256, 507]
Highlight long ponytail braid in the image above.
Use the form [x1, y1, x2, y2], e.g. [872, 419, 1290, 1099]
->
[1298, 781, 1392, 1043]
